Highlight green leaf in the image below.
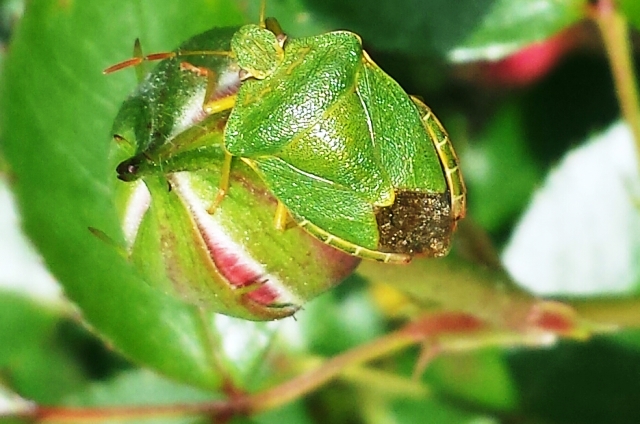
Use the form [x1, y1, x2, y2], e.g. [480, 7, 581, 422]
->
[462, 102, 541, 232]
[298, 277, 385, 356]
[503, 122, 640, 295]
[619, 0, 640, 34]
[0, 0, 256, 389]
[427, 349, 519, 412]
[0, 291, 86, 403]
[63, 369, 216, 424]
[389, 397, 498, 424]
[445, 0, 586, 62]
[508, 337, 640, 423]
[251, 401, 315, 424]
[610, 328, 640, 351]
[295, 0, 586, 60]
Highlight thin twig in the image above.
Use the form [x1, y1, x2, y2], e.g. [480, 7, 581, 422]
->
[594, 0, 640, 167]
[11, 306, 601, 423]
[11, 313, 481, 422]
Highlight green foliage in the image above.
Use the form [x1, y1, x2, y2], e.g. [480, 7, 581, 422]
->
[0, 0, 255, 390]
[292, 0, 587, 59]
[0, 292, 87, 403]
[1, 0, 640, 423]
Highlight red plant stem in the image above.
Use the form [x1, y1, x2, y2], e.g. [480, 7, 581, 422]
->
[247, 312, 484, 413]
[20, 313, 484, 423]
[14, 302, 594, 423]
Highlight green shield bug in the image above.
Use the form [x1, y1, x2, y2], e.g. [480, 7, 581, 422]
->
[218, 18, 466, 264]
[108, 6, 466, 267]
[107, 27, 360, 321]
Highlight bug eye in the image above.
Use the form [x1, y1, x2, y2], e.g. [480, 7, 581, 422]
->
[116, 158, 140, 182]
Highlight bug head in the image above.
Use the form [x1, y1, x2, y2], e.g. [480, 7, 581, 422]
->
[116, 156, 143, 182]
[231, 24, 284, 80]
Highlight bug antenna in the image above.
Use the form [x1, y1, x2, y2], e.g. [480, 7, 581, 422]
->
[259, 0, 267, 27]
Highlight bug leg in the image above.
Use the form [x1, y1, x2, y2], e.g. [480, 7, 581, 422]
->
[179, 62, 220, 112]
[232, 277, 268, 295]
[179, 61, 213, 77]
[203, 67, 220, 111]
[179, 62, 237, 114]
[207, 151, 233, 214]
[202, 94, 237, 115]
[232, 277, 298, 312]
[273, 201, 290, 231]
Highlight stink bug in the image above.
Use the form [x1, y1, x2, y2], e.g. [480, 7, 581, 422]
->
[107, 27, 360, 321]
[108, 7, 466, 266]
[220, 19, 466, 263]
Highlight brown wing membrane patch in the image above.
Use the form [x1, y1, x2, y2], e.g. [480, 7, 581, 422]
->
[375, 190, 453, 257]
